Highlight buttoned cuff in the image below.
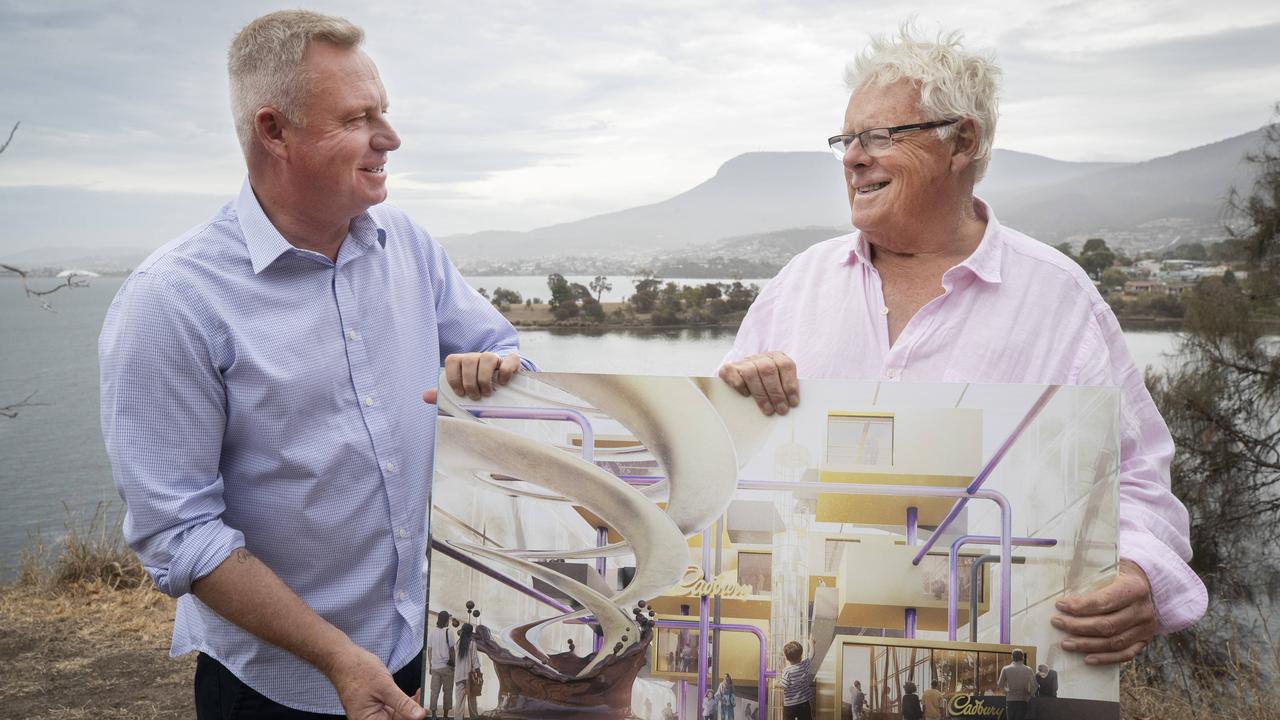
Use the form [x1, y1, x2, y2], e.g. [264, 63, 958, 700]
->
[1119, 526, 1207, 635]
[500, 350, 539, 372]
[156, 519, 246, 598]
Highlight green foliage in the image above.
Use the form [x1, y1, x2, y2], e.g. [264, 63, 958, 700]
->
[1081, 237, 1110, 255]
[490, 287, 522, 310]
[1164, 242, 1209, 262]
[546, 273, 580, 320]
[1100, 267, 1129, 290]
[1143, 105, 1280, 683]
[628, 271, 662, 313]
[1079, 249, 1116, 280]
[589, 275, 612, 302]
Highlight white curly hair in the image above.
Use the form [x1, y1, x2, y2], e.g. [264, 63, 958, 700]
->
[845, 24, 1002, 181]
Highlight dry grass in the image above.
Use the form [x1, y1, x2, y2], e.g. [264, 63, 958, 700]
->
[1122, 612, 1280, 720]
[18, 501, 150, 591]
[2, 502, 192, 719]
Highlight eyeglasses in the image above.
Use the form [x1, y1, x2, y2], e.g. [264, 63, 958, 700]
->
[827, 119, 958, 159]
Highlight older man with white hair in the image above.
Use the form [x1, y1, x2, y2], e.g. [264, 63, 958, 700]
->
[720, 27, 1206, 662]
[100, 10, 529, 719]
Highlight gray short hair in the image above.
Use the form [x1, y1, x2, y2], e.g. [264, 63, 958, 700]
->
[228, 10, 364, 156]
[844, 24, 1001, 181]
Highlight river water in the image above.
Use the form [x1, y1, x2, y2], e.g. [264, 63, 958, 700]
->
[0, 275, 1184, 579]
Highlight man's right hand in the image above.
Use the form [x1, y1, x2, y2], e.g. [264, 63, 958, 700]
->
[717, 351, 800, 416]
[324, 645, 426, 720]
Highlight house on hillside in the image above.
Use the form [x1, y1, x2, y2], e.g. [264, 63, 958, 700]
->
[1124, 280, 1168, 295]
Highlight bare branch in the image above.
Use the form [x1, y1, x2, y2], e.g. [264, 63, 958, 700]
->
[1, 390, 48, 419]
[1, 264, 93, 313]
[0, 121, 17, 155]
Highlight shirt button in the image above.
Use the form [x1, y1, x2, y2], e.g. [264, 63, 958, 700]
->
[397, 590, 406, 601]
[364, 396, 375, 407]
[880, 306, 889, 315]
[886, 368, 898, 379]
[346, 329, 358, 341]
[385, 462, 396, 474]
[398, 528, 408, 539]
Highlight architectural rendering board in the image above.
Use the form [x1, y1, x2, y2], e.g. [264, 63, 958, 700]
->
[427, 372, 1120, 719]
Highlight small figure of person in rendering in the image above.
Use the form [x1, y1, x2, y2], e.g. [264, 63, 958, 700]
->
[921, 679, 946, 720]
[779, 639, 816, 720]
[996, 649, 1037, 720]
[452, 623, 481, 719]
[900, 681, 923, 720]
[427, 611, 455, 720]
[703, 688, 717, 720]
[850, 680, 868, 720]
[1036, 664, 1058, 697]
[718, 673, 736, 720]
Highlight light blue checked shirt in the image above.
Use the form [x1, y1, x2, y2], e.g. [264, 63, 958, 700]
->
[99, 179, 528, 713]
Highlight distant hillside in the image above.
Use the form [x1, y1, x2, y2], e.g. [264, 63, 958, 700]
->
[984, 132, 1262, 242]
[443, 129, 1264, 260]
[443, 152, 850, 261]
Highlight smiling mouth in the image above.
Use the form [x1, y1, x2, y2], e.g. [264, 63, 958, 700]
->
[855, 180, 890, 195]
[359, 165, 385, 175]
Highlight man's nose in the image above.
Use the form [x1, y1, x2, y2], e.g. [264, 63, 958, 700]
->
[374, 118, 401, 152]
[843, 137, 872, 171]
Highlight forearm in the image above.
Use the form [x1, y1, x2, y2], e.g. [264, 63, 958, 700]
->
[192, 547, 356, 677]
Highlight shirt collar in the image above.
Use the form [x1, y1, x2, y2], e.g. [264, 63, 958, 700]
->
[236, 178, 388, 274]
[841, 196, 1005, 285]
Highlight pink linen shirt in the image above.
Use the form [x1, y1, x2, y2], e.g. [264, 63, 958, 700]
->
[725, 199, 1206, 634]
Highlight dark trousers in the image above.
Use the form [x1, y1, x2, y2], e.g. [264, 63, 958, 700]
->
[783, 700, 813, 720]
[195, 651, 424, 719]
[1006, 700, 1029, 720]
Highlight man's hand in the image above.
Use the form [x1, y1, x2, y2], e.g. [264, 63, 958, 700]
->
[717, 351, 799, 416]
[442, 352, 522, 401]
[1052, 559, 1158, 664]
[324, 645, 426, 720]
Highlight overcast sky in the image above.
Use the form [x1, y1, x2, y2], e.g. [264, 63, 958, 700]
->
[2, 0, 1279, 254]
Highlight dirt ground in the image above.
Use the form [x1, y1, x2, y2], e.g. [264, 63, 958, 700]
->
[0, 583, 193, 719]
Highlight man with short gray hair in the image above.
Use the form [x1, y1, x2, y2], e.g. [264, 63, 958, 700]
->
[100, 9, 528, 719]
[997, 649, 1036, 720]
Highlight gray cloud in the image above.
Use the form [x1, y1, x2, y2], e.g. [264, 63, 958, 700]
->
[1, 0, 1278, 250]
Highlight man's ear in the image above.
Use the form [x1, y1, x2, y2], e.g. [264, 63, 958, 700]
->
[254, 107, 291, 161]
[949, 117, 980, 174]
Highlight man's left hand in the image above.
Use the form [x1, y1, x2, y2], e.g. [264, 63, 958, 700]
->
[437, 352, 522, 401]
[1052, 559, 1158, 664]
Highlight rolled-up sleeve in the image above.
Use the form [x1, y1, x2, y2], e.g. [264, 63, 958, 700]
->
[99, 270, 243, 597]
[1074, 306, 1208, 634]
[421, 227, 537, 371]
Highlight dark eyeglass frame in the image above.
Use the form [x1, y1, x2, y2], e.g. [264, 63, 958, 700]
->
[827, 119, 959, 158]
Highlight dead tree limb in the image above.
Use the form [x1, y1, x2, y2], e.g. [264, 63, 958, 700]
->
[1, 390, 48, 419]
[0, 121, 17, 155]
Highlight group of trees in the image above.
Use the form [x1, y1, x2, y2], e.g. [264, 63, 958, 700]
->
[1141, 108, 1280, 694]
[527, 272, 759, 326]
[545, 273, 606, 322]
[637, 277, 757, 326]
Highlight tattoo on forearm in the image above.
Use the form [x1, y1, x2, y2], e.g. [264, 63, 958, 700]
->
[234, 548, 252, 564]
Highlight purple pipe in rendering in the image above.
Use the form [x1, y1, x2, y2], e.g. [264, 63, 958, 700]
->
[661, 619, 768, 717]
[595, 526, 608, 655]
[462, 405, 596, 463]
[698, 528, 711, 709]
[624, 477, 1020, 643]
[945, 534, 1058, 641]
[905, 506, 918, 639]
[431, 539, 572, 613]
[910, 385, 1060, 566]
